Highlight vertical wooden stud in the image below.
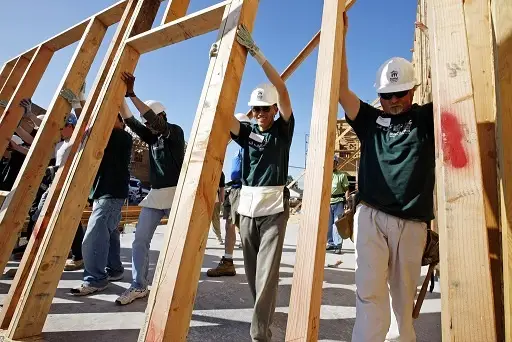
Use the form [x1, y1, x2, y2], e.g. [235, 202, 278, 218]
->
[0, 57, 30, 104]
[285, 0, 346, 341]
[430, 0, 497, 340]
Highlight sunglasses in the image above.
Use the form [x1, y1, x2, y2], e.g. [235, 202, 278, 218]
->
[379, 90, 409, 100]
[252, 106, 272, 113]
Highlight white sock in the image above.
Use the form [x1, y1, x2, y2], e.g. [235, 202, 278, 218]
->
[224, 253, 233, 259]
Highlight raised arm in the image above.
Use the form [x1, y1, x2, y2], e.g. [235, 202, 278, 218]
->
[236, 25, 292, 121]
[15, 126, 34, 145]
[121, 72, 170, 136]
[338, 13, 360, 120]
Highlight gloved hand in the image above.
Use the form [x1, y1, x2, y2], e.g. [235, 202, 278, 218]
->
[0, 99, 8, 108]
[60, 88, 82, 109]
[20, 98, 33, 117]
[78, 82, 86, 102]
[121, 72, 136, 97]
[236, 24, 266, 66]
[209, 42, 218, 58]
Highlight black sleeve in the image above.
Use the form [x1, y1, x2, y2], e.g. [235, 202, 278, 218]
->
[277, 113, 295, 144]
[219, 172, 225, 188]
[230, 122, 252, 148]
[125, 117, 157, 145]
[422, 102, 434, 138]
[345, 100, 381, 141]
[142, 109, 170, 137]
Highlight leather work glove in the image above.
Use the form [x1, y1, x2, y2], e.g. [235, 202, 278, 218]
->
[20, 98, 33, 117]
[209, 42, 218, 58]
[0, 99, 8, 108]
[421, 229, 439, 266]
[121, 72, 136, 97]
[236, 24, 266, 66]
[60, 88, 82, 109]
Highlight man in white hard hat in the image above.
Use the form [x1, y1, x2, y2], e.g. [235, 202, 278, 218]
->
[117, 72, 185, 305]
[230, 26, 294, 341]
[338, 15, 434, 342]
[207, 113, 252, 278]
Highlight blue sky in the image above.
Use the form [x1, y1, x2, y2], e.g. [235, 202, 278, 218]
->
[0, 0, 417, 186]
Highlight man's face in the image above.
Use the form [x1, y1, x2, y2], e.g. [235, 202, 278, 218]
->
[252, 104, 277, 131]
[379, 89, 415, 115]
[145, 112, 166, 134]
[61, 124, 74, 139]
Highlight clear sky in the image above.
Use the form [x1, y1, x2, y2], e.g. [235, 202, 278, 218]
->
[0, 0, 417, 187]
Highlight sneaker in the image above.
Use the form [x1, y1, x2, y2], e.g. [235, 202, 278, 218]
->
[206, 257, 236, 277]
[115, 287, 149, 305]
[70, 283, 107, 296]
[64, 259, 84, 271]
[108, 273, 124, 282]
[326, 244, 337, 251]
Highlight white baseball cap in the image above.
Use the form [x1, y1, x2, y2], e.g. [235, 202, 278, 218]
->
[374, 57, 417, 93]
[248, 83, 278, 107]
[235, 113, 251, 123]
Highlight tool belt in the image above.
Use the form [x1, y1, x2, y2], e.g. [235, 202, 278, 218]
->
[334, 208, 354, 241]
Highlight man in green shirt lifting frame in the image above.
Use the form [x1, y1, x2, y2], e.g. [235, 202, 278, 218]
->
[339, 15, 434, 342]
[230, 25, 294, 342]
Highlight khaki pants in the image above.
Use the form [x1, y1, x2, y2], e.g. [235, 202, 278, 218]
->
[211, 202, 222, 240]
[352, 204, 427, 342]
[240, 200, 289, 342]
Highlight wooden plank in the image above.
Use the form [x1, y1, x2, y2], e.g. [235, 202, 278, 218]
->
[430, 1, 496, 340]
[2, 1, 161, 340]
[2, 1, 126, 63]
[161, 0, 190, 24]
[138, 1, 259, 340]
[0, 191, 9, 207]
[285, 0, 346, 340]
[0, 46, 53, 158]
[0, 62, 14, 93]
[0, 57, 30, 103]
[126, 0, 230, 54]
[464, 1, 503, 339]
[492, 0, 512, 340]
[0, 18, 108, 330]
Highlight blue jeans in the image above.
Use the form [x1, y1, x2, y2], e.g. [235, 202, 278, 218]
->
[132, 207, 170, 289]
[82, 198, 125, 287]
[327, 201, 344, 247]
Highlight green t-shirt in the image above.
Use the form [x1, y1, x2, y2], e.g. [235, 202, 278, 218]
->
[90, 128, 133, 200]
[125, 111, 185, 189]
[330, 171, 349, 204]
[346, 101, 435, 222]
[231, 114, 294, 187]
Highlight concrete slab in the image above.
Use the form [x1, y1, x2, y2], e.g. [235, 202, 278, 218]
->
[0, 216, 441, 341]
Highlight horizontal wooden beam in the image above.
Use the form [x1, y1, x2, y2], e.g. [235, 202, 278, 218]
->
[0, 63, 14, 92]
[0, 56, 30, 103]
[4, 0, 126, 62]
[126, 0, 230, 54]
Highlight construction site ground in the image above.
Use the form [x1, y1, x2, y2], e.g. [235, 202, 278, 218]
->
[1, 214, 442, 342]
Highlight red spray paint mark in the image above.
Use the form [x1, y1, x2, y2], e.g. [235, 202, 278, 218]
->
[441, 111, 468, 168]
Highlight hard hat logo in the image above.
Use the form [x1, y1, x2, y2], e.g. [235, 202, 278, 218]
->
[390, 70, 399, 83]
[257, 90, 264, 100]
[248, 83, 278, 107]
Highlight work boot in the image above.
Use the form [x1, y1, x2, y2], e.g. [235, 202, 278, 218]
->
[64, 259, 84, 271]
[70, 283, 108, 296]
[206, 257, 236, 277]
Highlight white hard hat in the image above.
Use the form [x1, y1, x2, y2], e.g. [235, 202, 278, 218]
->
[235, 113, 251, 123]
[144, 100, 166, 115]
[248, 83, 278, 107]
[374, 57, 417, 93]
